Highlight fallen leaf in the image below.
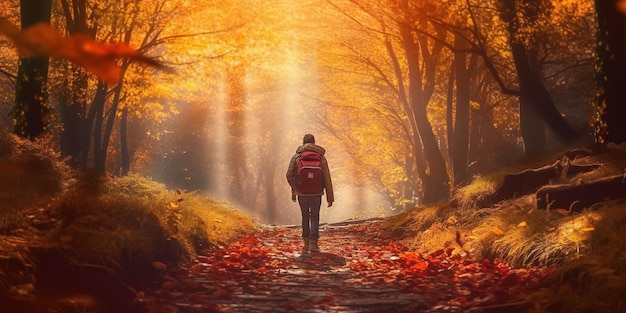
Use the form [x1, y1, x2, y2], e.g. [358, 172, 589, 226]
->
[0, 17, 168, 84]
[492, 226, 505, 235]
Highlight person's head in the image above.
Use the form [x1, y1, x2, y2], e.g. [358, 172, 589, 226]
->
[303, 133, 315, 145]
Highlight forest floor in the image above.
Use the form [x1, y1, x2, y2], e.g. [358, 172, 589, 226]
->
[3, 134, 626, 313]
[142, 219, 552, 313]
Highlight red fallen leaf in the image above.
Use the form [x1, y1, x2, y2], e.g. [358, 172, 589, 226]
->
[399, 252, 421, 263]
[500, 272, 519, 288]
[240, 246, 250, 255]
[239, 235, 260, 245]
[409, 261, 429, 271]
[0, 17, 167, 84]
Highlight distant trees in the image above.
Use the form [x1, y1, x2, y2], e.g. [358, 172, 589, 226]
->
[1, 0, 615, 217]
[320, 0, 595, 205]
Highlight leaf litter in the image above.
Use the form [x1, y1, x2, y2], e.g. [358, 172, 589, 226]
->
[144, 219, 552, 312]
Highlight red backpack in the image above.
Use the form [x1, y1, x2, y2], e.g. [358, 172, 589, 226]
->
[296, 151, 324, 194]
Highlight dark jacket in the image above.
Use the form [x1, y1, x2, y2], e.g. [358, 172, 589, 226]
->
[286, 143, 334, 203]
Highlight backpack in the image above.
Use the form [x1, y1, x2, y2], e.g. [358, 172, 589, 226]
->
[296, 151, 324, 194]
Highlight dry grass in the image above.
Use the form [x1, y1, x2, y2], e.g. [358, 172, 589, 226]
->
[53, 173, 257, 279]
[452, 174, 499, 210]
[0, 132, 71, 232]
[523, 200, 626, 313]
[0, 131, 257, 283]
[385, 144, 626, 312]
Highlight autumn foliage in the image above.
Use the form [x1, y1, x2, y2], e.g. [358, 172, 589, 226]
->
[0, 16, 165, 84]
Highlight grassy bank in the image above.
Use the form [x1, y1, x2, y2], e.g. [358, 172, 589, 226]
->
[0, 132, 257, 304]
[384, 144, 626, 312]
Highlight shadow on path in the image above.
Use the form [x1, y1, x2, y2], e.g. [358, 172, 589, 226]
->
[295, 251, 346, 271]
[145, 219, 552, 313]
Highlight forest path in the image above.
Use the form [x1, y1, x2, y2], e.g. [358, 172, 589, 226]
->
[146, 219, 551, 313]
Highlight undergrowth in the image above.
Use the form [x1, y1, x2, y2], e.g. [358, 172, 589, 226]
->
[0, 130, 257, 284]
[385, 144, 626, 312]
[0, 132, 71, 232]
[54, 173, 257, 280]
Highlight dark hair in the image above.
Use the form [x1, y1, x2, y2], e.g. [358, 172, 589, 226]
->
[303, 134, 315, 144]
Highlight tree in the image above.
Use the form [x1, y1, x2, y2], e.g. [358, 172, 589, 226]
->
[496, 0, 580, 158]
[56, 0, 94, 166]
[449, 32, 473, 186]
[12, 0, 52, 139]
[397, 7, 451, 203]
[53, 0, 181, 172]
[593, 0, 626, 143]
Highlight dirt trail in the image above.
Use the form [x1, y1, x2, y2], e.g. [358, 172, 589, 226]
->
[146, 219, 552, 313]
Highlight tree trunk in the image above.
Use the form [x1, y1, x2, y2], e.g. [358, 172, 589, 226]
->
[477, 157, 600, 207]
[593, 0, 626, 143]
[89, 83, 108, 170]
[399, 19, 450, 204]
[510, 35, 578, 159]
[384, 34, 421, 206]
[537, 174, 626, 211]
[226, 65, 247, 201]
[95, 81, 124, 172]
[13, 1, 52, 140]
[120, 108, 130, 176]
[446, 63, 455, 170]
[500, 0, 578, 158]
[451, 34, 471, 185]
[264, 154, 277, 224]
[518, 93, 545, 159]
[59, 68, 89, 166]
[59, 0, 93, 166]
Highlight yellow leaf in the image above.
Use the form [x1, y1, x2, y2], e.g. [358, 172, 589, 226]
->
[517, 221, 527, 227]
[492, 226, 505, 235]
[581, 227, 595, 232]
[446, 216, 458, 225]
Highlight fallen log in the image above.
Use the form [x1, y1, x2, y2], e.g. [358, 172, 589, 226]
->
[536, 174, 626, 211]
[565, 162, 601, 176]
[491, 161, 561, 203]
[475, 158, 602, 208]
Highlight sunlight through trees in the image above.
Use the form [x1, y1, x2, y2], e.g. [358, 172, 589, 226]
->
[0, 0, 610, 224]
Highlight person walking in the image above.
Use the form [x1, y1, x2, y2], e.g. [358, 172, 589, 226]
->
[286, 134, 334, 252]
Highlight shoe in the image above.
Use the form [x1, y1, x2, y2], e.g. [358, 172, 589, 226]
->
[309, 240, 320, 252]
[303, 238, 310, 252]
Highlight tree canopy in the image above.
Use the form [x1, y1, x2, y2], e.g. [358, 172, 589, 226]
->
[0, 0, 614, 223]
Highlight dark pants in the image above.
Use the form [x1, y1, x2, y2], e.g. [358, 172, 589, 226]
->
[298, 195, 322, 240]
